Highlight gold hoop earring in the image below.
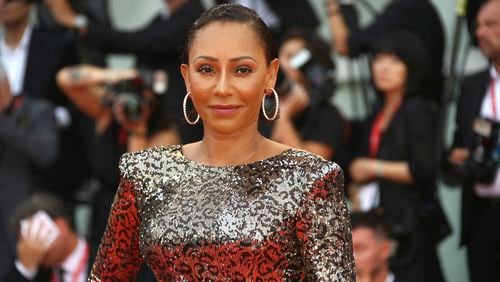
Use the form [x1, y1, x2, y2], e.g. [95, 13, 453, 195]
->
[183, 92, 200, 125]
[262, 88, 279, 121]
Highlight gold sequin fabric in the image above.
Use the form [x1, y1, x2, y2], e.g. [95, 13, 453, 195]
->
[89, 145, 355, 281]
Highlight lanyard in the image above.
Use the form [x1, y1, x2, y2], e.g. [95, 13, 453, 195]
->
[369, 100, 402, 158]
[491, 77, 497, 119]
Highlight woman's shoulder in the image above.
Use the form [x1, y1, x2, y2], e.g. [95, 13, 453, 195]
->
[118, 145, 182, 179]
[285, 148, 343, 179]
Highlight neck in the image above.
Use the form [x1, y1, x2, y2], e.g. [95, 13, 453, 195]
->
[61, 232, 79, 263]
[372, 265, 391, 282]
[4, 20, 29, 49]
[383, 91, 402, 109]
[198, 123, 266, 166]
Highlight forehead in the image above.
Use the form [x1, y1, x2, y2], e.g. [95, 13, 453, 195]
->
[479, 1, 500, 20]
[189, 22, 266, 61]
[352, 227, 378, 242]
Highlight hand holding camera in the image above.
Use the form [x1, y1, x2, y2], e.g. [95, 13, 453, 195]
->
[104, 70, 167, 135]
[447, 118, 500, 185]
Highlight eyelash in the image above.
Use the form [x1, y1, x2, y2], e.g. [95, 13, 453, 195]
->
[197, 65, 214, 74]
[195, 65, 254, 75]
[235, 66, 253, 75]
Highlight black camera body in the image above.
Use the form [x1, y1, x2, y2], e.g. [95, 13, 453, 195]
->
[105, 70, 167, 122]
[277, 48, 336, 105]
[464, 118, 500, 184]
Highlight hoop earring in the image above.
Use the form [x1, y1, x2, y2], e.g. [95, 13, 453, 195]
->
[262, 88, 279, 121]
[183, 92, 200, 125]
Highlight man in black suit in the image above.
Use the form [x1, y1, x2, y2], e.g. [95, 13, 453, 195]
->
[446, 1, 500, 281]
[0, 0, 86, 202]
[6, 193, 89, 282]
[0, 64, 59, 280]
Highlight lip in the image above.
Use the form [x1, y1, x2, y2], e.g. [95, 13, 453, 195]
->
[209, 104, 241, 115]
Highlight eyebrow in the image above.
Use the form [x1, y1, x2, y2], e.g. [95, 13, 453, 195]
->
[193, 55, 257, 63]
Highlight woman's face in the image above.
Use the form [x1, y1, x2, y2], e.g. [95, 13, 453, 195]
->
[181, 22, 279, 135]
[371, 53, 407, 96]
[279, 37, 306, 83]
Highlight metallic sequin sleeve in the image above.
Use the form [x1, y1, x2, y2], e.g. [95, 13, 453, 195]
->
[296, 168, 356, 281]
[89, 155, 143, 281]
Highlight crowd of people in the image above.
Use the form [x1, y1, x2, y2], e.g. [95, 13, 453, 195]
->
[0, 0, 498, 281]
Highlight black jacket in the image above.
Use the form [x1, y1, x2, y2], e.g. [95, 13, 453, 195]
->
[447, 69, 490, 246]
[354, 97, 438, 232]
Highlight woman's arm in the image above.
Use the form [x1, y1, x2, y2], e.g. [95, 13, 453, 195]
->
[326, 0, 351, 55]
[297, 165, 355, 281]
[89, 155, 143, 280]
[350, 158, 413, 184]
[56, 65, 137, 121]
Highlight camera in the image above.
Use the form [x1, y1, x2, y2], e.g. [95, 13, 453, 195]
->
[105, 70, 167, 122]
[452, 118, 500, 185]
[285, 48, 336, 104]
[276, 48, 335, 104]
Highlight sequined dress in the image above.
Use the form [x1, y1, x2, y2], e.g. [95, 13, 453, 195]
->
[89, 145, 355, 281]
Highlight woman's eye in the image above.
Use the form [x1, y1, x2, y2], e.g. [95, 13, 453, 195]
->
[236, 66, 253, 75]
[197, 65, 214, 74]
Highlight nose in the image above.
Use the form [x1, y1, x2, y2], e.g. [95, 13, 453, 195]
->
[215, 70, 232, 96]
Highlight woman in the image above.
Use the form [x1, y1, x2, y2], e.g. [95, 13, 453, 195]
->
[349, 31, 446, 281]
[270, 29, 346, 161]
[89, 4, 354, 281]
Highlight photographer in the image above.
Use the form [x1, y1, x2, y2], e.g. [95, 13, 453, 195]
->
[325, 0, 445, 106]
[56, 64, 179, 267]
[445, 1, 500, 281]
[44, 0, 205, 143]
[269, 29, 346, 161]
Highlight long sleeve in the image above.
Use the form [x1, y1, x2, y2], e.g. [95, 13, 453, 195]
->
[89, 177, 143, 281]
[403, 98, 437, 187]
[296, 165, 355, 281]
[0, 100, 58, 167]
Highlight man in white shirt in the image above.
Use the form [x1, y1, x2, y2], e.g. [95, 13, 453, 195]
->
[0, 0, 32, 97]
[351, 212, 397, 282]
[447, 0, 500, 281]
[7, 193, 88, 282]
